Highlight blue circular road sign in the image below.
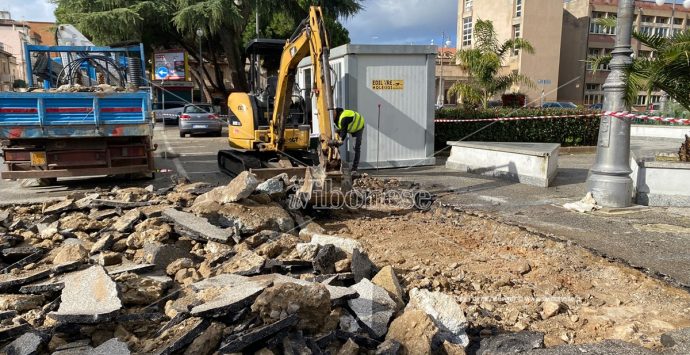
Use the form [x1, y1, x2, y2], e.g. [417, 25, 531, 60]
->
[157, 67, 169, 79]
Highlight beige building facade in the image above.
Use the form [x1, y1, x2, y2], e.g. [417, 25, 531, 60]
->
[0, 43, 16, 91]
[457, 0, 690, 108]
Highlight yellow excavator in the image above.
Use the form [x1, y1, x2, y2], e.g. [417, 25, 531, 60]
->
[218, 6, 346, 203]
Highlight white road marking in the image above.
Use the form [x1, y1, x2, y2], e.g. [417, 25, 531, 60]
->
[161, 129, 189, 179]
[171, 152, 218, 157]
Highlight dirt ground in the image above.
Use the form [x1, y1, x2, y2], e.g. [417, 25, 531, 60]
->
[319, 205, 690, 350]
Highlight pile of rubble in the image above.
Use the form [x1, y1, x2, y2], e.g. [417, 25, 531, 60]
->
[30, 84, 132, 94]
[0, 172, 469, 354]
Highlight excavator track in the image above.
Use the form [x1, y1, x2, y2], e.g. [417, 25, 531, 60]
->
[217, 150, 263, 178]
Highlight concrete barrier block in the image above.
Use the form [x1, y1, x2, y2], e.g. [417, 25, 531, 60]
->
[445, 142, 560, 187]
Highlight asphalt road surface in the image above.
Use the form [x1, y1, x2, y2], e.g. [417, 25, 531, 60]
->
[0, 123, 233, 205]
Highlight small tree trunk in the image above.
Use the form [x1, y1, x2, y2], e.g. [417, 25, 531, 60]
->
[218, 30, 248, 92]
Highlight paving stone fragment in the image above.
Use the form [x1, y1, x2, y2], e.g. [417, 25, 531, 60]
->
[216, 250, 266, 275]
[52, 242, 88, 264]
[295, 243, 319, 261]
[311, 234, 362, 254]
[218, 314, 299, 353]
[97, 252, 122, 266]
[19, 274, 68, 294]
[143, 242, 192, 272]
[348, 278, 397, 339]
[49, 265, 122, 323]
[255, 174, 287, 196]
[313, 244, 337, 275]
[3, 330, 48, 355]
[163, 208, 236, 243]
[88, 209, 119, 221]
[407, 288, 469, 347]
[477, 331, 544, 355]
[0, 267, 51, 291]
[112, 209, 143, 232]
[153, 317, 209, 355]
[90, 234, 115, 254]
[89, 338, 130, 355]
[43, 199, 74, 214]
[0, 310, 17, 320]
[194, 171, 259, 205]
[190, 280, 267, 318]
[51, 260, 82, 274]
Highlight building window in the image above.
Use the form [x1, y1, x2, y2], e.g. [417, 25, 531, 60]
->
[512, 24, 521, 55]
[654, 27, 669, 37]
[674, 18, 684, 25]
[464, 0, 472, 9]
[638, 50, 653, 58]
[636, 95, 647, 106]
[585, 94, 603, 105]
[639, 26, 653, 36]
[587, 48, 610, 70]
[656, 16, 669, 24]
[515, 0, 522, 17]
[641, 15, 655, 23]
[586, 84, 600, 91]
[650, 95, 661, 104]
[462, 17, 473, 47]
[590, 12, 616, 35]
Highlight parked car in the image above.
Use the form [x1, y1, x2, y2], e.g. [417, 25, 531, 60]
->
[178, 104, 223, 137]
[152, 101, 186, 125]
[588, 103, 604, 110]
[542, 101, 578, 108]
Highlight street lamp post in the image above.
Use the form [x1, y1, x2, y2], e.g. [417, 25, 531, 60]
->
[437, 34, 451, 108]
[588, 0, 690, 207]
[196, 28, 204, 103]
[587, 0, 635, 208]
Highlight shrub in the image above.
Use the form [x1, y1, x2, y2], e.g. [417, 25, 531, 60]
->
[435, 107, 600, 149]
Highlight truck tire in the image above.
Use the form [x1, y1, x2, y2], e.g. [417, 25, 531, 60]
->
[179, 131, 186, 138]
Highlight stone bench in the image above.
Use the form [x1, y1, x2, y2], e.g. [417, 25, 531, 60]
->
[445, 141, 560, 187]
[631, 151, 690, 207]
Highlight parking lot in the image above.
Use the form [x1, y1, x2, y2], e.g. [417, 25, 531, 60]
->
[0, 123, 233, 205]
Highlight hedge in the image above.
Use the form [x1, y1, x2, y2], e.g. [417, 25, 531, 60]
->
[435, 107, 601, 150]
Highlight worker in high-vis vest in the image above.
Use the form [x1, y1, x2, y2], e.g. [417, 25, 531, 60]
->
[333, 107, 365, 173]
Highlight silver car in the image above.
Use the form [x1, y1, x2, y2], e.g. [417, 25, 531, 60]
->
[178, 104, 223, 137]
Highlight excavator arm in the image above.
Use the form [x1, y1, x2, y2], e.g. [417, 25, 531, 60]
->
[266, 6, 341, 173]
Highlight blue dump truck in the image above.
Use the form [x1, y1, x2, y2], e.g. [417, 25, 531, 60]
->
[0, 44, 155, 183]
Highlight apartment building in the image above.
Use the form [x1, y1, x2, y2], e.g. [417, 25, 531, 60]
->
[0, 11, 54, 85]
[0, 42, 16, 91]
[457, 0, 690, 108]
[457, 0, 565, 104]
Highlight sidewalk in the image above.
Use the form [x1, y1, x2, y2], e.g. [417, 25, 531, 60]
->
[371, 138, 690, 289]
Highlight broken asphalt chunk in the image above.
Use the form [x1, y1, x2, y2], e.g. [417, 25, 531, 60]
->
[90, 199, 153, 209]
[153, 317, 209, 355]
[190, 280, 267, 318]
[0, 266, 51, 291]
[43, 199, 74, 214]
[48, 265, 122, 324]
[3, 330, 49, 355]
[89, 338, 131, 355]
[218, 314, 299, 353]
[105, 262, 155, 276]
[163, 208, 237, 244]
[0, 324, 31, 343]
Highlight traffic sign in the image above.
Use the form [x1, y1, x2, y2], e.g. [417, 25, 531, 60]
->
[156, 67, 169, 79]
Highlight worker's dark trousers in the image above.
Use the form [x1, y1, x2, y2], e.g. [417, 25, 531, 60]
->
[341, 128, 364, 171]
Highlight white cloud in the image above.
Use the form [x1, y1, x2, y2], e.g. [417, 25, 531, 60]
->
[343, 0, 458, 45]
[3, 0, 57, 22]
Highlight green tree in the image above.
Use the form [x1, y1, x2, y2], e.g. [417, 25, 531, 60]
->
[52, 0, 361, 96]
[589, 17, 690, 111]
[448, 19, 535, 109]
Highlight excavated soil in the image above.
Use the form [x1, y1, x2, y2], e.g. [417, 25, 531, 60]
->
[319, 206, 690, 349]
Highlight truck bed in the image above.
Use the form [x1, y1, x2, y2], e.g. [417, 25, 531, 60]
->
[0, 91, 152, 139]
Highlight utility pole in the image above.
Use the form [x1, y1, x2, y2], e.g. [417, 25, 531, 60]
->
[587, 0, 634, 208]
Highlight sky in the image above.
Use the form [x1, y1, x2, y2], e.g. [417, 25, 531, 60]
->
[3, 0, 458, 47]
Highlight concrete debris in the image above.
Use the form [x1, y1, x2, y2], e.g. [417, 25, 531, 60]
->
[0, 267, 52, 291]
[42, 199, 74, 215]
[313, 244, 338, 275]
[255, 174, 287, 196]
[311, 234, 362, 254]
[563, 192, 602, 213]
[182, 322, 224, 355]
[190, 279, 266, 318]
[0, 294, 44, 312]
[337, 338, 360, 355]
[112, 209, 143, 233]
[163, 208, 236, 244]
[407, 288, 469, 347]
[376, 339, 403, 355]
[49, 265, 122, 323]
[219, 314, 299, 353]
[0, 324, 31, 343]
[194, 171, 259, 205]
[251, 282, 331, 332]
[295, 243, 319, 261]
[352, 248, 376, 283]
[348, 278, 397, 339]
[386, 309, 439, 354]
[90, 338, 131, 355]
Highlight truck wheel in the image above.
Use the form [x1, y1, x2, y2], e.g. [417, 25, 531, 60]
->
[179, 131, 186, 138]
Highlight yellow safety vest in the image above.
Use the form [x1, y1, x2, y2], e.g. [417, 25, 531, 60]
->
[337, 110, 365, 133]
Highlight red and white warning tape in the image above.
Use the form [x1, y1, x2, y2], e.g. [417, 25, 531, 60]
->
[435, 111, 690, 125]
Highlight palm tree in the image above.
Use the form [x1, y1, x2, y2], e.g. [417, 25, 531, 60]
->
[448, 19, 535, 109]
[589, 17, 690, 111]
